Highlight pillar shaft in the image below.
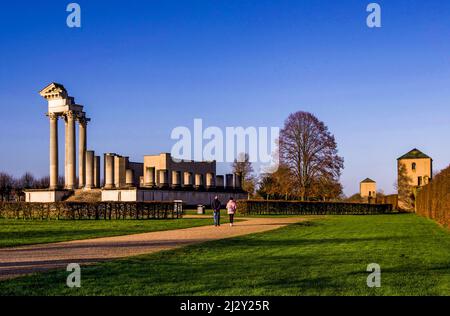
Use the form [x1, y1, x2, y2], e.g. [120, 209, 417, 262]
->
[172, 171, 181, 188]
[85, 150, 94, 189]
[104, 154, 115, 189]
[48, 114, 59, 189]
[78, 119, 87, 188]
[65, 111, 76, 190]
[206, 172, 215, 188]
[94, 156, 100, 188]
[144, 167, 155, 186]
[183, 172, 192, 187]
[126, 169, 134, 186]
[195, 173, 203, 188]
[64, 119, 68, 188]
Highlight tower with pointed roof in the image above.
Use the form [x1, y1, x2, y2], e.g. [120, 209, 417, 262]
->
[397, 148, 432, 188]
[360, 178, 376, 200]
[397, 148, 432, 211]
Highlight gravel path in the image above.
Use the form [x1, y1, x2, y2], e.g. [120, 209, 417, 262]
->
[0, 216, 304, 280]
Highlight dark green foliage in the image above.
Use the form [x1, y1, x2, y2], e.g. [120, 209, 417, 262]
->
[237, 200, 392, 215]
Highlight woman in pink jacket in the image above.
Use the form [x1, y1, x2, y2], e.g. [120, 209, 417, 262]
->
[226, 197, 237, 227]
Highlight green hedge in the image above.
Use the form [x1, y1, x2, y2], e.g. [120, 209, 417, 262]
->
[0, 201, 182, 220]
[237, 200, 393, 215]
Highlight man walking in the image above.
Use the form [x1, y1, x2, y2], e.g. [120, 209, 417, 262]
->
[211, 196, 221, 227]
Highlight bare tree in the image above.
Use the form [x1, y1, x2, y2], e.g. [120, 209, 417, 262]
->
[0, 172, 14, 201]
[232, 152, 256, 196]
[279, 111, 344, 200]
[19, 172, 35, 189]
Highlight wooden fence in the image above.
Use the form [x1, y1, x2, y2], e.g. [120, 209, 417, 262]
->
[237, 200, 393, 215]
[416, 165, 450, 229]
[0, 201, 182, 220]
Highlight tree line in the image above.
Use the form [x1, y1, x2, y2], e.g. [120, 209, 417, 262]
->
[0, 172, 64, 201]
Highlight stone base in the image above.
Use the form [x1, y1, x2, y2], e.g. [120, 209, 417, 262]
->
[101, 188, 247, 207]
[24, 189, 73, 202]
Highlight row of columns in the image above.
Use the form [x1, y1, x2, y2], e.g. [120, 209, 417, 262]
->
[48, 110, 98, 190]
[142, 168, 242, 190]
[104, 153, 136, 189]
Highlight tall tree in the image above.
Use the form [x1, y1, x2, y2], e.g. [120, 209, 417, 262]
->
[232, 152, 256, 196]
[279, 111, 344, 200]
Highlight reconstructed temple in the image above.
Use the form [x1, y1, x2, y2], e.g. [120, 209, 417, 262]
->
[25, 83, 247, 205]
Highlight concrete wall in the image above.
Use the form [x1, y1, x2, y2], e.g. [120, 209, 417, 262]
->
[101, 188, 247, 206]
[25, 190, 72, 202]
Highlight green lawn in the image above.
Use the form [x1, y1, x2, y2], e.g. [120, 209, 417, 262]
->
[0, 218, 221, 248]
[1, 214, 449, 295]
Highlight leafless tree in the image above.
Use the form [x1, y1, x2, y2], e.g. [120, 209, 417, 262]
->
[279, 111, 344, 200]
[232, 152, 256, 196]
[0, 172, 14, 201]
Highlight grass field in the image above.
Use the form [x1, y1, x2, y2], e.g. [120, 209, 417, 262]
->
[0, 217, 222, 248]
[1, 214, 449, 296]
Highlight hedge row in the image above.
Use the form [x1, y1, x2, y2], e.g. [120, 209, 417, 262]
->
[0, 201, 182, 220]
[237, 200, 393, 215]
[416, 165, 450, 229]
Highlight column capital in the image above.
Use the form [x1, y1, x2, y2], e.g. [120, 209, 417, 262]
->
[76, 113, 91, 125]
[46, 112, 59, 120]
[63, 110, 77, 119]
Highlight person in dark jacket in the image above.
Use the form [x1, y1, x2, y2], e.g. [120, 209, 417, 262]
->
[211, 196, 221, 226]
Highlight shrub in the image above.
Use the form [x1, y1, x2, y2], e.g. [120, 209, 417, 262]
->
[0, 201, 182, 220]
[237, 200, 392, 215]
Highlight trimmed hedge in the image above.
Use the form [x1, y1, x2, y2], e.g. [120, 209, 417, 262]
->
[0, 201, 182, 220]
[237, 200, 393, 215]
[416, 165, 450, 229]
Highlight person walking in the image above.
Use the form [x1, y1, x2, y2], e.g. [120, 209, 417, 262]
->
[211, 196, 221, 227]
[226, 197, 237, 227]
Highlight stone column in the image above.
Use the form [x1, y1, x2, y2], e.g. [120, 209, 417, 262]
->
[226, 174, 234, 190]
[172, 171, 181, 188]
[144, 167, 155, 187]
[206, 172, 215, 189]
[183, 172, 193, 187]
[65, 111, 76, 190]
[85, 150, 94, 189]
[126, 169, 134, 187]
[78, 117, 87, 188]
[194, 173, 203, 188]
[64, 118, 68, 188]
[158, 169, 168, 187]
[48, 113, 59, 189]
[94, 156, 100, 188]
[104, 153, 115, 189]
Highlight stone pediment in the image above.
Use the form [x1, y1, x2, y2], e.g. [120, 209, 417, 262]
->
[40, 82, 84, 114]
[39, 82, 68, 100]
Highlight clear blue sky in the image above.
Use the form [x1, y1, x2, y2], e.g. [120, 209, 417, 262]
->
[0, 0, 449, 195]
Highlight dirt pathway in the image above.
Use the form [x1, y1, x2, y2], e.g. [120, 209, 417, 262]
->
[0, 217, 304, 280]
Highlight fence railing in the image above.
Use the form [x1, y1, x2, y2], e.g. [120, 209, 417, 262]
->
[237, 200, 393, 215]
[0, 201, 182, 220]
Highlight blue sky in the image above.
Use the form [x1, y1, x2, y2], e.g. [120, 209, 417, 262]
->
[0, 0, 449, 195]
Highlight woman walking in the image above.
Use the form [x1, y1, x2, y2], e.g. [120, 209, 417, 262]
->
[226, 197, 237, 227]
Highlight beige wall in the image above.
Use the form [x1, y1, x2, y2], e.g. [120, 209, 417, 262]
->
[360, 182, 376, 198]
[398, 158, 432, 187]
[143, 153, 215, 187]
